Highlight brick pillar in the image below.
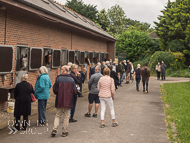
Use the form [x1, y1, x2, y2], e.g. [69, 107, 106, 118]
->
[107, 42, 115, 60]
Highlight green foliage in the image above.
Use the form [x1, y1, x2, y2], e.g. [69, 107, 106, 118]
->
[168, 39, 186, 52]
[126, 22, 154, 33]
[106, 4, 127, 37]
[96, 9, 110, 31]
[148, 51, 175, 74]
[154, 0, 190, 52]
[162, 82, 190, 142]
[166, 68, 189, 77]
[116, 30, 160, 61]
[65, 0, 98, 22]
[133, 57, 150, 70]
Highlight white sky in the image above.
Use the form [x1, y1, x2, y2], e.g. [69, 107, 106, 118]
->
[54, 0, 175, 27]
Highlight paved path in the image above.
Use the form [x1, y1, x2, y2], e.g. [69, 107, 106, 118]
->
[0, 77, 189, 143]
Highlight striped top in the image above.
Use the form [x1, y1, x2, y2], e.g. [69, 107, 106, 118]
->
[97, 76, 115, 98]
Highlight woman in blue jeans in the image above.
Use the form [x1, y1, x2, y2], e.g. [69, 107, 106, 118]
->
[35, 66, 52, 125]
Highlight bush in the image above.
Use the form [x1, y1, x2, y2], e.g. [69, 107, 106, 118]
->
[148, 51, 175, 74]
[116, 30, 160, 62]
[133, 57, 150, 70]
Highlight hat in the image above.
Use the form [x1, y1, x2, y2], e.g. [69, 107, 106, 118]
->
[67, 62, 72, 68]
[137, 64, 141, 69]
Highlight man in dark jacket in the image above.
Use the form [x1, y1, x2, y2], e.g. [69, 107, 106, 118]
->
[125, 60, 132, 84]
[161, 61, 167, 80]
[69, 64, 81, 123]
[51, 65, 77, 137]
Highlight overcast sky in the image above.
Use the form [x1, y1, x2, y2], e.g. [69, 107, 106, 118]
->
[55, 0, 175, 27]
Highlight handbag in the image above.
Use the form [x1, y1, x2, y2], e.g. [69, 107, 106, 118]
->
[30, 84, 36, 102]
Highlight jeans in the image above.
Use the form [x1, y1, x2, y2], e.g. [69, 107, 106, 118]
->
[53, 108, 70, 133]
[136, 78, 140, 90]
[120, 73, 124, 85]
[99, 97, 115, 120]
[70, 94, 77, 119]
[38, 99, 47, 124]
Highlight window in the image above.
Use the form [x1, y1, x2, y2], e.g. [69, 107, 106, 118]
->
[29, 47, 42, 70]
[101, 53, 105, 62]
[16, 46, 29, 71]
[75, 50, 80, 65]
[68, 50, 75, 63]
[61, 49, 68, 66]
[80, 51, 85, 65]
[0, 46, 14, 74]
[42, 0, 50, 4]
[89, 52, 94, 63]
[52, 49, 61, 68]
[43, 48, 52, 68]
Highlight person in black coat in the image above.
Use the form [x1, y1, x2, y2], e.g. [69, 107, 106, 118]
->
[69, 64, 81, 123]
[109, 65, 119, 90]
[14, 74, 34, 131]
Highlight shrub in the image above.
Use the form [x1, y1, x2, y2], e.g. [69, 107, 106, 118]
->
[148, 51, 175, 74]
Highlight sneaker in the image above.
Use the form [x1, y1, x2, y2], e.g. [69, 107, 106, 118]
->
[100, 124, 105, 128]
[51, 130, 57, 137]
[112, 122, 118, 127]
[92, 113, 97, 118]
[62, 132, 68, 137]
[69, 119, 77, 123]
[84, 113, 91, 117]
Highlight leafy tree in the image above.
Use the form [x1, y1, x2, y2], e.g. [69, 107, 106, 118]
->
[116, 30, 160, 61]
[96, 9, 110, 31]
[106, 4, 127, 37]
[168, 39, 186, 52]
[154, 0, 190, 51]
[65, 0, 98, 22]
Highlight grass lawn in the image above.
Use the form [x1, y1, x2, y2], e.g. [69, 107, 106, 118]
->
[161, 82, 190, 143]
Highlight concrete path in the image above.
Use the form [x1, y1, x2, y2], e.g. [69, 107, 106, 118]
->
[0, 77, 189, 143]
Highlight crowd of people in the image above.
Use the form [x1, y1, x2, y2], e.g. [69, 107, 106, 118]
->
[13, 59, 169, 137]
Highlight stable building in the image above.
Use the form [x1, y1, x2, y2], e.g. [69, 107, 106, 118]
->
[0, 0, 116, 110]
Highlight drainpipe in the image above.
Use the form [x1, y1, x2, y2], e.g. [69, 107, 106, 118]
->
[71, 31, 72, 50]
[4, 11, 7, 45]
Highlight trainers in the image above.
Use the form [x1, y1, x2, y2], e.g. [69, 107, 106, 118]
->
[112, 122, 118, 127]
[84, 113, 91, 117]
[92, 113, 97, 118]
[51, 130, 57, 137]
[69, 119, 77, 123]
[62, 132, 68, 137]
[100, 124, 105, 128]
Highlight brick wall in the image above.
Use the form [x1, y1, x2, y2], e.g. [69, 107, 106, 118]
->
[0, 10, 111, 105]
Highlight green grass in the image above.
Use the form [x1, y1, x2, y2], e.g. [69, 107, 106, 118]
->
[161, 82, 190, 143]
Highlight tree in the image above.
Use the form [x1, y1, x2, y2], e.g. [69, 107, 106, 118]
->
[106, 4, 127, 37]
[65, 0, 98, 22]
[154, 0, 190, 51]
[96, 9, 110, 31]
[116, 30, 160, 61]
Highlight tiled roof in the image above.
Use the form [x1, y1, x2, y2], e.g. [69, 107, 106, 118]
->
[149, 32, 159, 39]
[16, 0, 115, 41]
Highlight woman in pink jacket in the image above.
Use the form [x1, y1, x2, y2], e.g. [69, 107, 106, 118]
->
[97, 68, 118, 128]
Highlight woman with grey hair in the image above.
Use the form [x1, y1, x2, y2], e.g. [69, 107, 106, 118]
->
[14, 74, 34, 131]
[34, 66, 52, 125]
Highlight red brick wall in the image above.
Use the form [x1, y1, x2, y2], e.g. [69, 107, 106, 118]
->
[0, 10, 109, 91]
